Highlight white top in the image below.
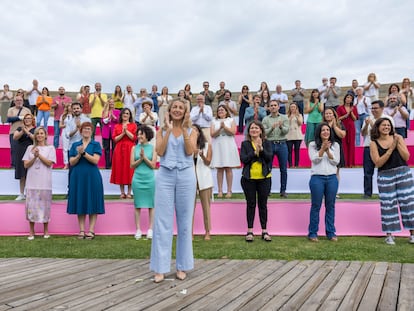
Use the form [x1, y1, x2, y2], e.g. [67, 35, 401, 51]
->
[190, 105, 213, 128]
[28, 89, 41, 106]
[361, 113, 395, 147]
[139, 111, 158, 127]
[354, 96, 371, 115]
[270, 92, 288, 107]
[123, 93, 137, 113]
[363, 82, 380, 98]
[218, 100, 238, 117]
[308, 141, 340, 176]
[195, 143, 213, 191]
[23, 145, 56, 190]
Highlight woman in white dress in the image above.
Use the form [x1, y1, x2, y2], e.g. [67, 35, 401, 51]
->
[210, 105, 240, 198]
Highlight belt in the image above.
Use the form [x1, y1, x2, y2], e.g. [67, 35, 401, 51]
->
[269, 140, 286, 144]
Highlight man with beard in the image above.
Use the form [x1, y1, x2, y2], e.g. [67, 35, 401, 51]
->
[384, 95, 409, 138]
[52, 86, 72, 148]
[218, 90, 238, 117]
[361, 100, 394, 198]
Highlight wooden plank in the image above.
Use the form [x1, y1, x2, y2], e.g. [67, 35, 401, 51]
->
[260, 260, 326, 310]
[0, 259, 107, 302]
[5, 259, 139, 310]
[318, 261, 363, 311]
[398, 264, 414, 311]
[358, 262, 389, 311]
[13, 259, 146, 311]
[377, 262, 401, 311]
[98, 259, 245, 311]
[173, 260, 281, 311]
[237, 260, 317, 311]
[219, 260, 291, 311]
[296, 261, 350, 311]
[337, 262, 375, 311]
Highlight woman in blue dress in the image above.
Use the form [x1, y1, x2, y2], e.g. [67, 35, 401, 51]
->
[130, 125, 157, 240]
[150, 99, 197, 283]
[67, 121, 105, 240]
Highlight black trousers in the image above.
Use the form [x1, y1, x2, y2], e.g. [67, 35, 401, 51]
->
[241, 177, 271, 229]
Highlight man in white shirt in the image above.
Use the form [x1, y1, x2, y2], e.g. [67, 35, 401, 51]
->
[270, 84, 288, 114]
[361, 100, 394, 199]
[354, 86, 371, 146]
[27, 79, 41, 115]
[122, 85, 137, 114]
[318, 77, 329, 103]
[190, 94, 213, 142]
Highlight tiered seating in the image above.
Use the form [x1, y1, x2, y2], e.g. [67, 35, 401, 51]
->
[1, 123, 414, 169]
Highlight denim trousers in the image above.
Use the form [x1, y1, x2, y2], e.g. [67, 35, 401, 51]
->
[270, 141, 288, 193]
[37, 110, 50, 128]
[355, 113, 367, 146]
[53, 120, 60, 148]
[308, 174, 338, 238]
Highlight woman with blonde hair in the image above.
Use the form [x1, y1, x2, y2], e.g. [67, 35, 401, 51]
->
[363, 73, 380, 102]
[157, 86, 173, 128]
[23, 127, 56, 240]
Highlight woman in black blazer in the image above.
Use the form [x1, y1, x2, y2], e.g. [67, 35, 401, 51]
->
[240, 120, 273, 242]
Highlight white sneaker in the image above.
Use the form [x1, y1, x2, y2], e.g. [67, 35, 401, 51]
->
[385, 235, 395, 245]
[147, 229, 153, 239]
[134, 230, 142, 240]
[43, 235, 50, 239]
[409, 235, 414, 244]
[15, 194, 26, 201]
[27, 236, 34, 241]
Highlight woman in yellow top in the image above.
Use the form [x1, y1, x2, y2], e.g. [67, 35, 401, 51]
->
[36, 87, 53, 128]
[240, 120, 273, 242]
[112, 85, 123, 110]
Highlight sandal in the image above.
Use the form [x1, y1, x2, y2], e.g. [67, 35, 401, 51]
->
[126, 194, 132, 199]
[225, 192, 232, 198]
[77, 231, 85, 240]
[261, 232, 272, 242]
[308, 237, 319, 242]
[176, 270, 186, 280]
[245, 232, 254, 242]
[217, 192, 223, 198]
[120, 193, 126, 199]
[85, 232, 95, 240]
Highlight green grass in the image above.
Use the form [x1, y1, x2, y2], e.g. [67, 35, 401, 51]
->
[0, 235, 413, 263]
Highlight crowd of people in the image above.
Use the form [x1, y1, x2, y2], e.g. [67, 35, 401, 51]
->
[1, 74, 414, 282]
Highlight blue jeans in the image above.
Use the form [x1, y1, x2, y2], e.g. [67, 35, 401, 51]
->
[363, 147, 375, 196]
[308, 174, 338, 239]
[53, 120, 60, 148]
[355, 113, 367, 146]
[270, 141, 288, 193]
[37, 110, 50, 128]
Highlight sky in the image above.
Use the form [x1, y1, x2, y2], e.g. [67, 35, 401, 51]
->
[1, 0, 413, 94]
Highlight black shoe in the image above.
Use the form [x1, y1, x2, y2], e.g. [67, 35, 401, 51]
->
[280, 192, 288, 198]
[363, 194, 371, 199]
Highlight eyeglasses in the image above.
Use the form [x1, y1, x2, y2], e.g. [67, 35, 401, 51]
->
[203, 84, 209, 87]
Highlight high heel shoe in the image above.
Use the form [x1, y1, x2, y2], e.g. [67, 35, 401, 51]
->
[217, 192, 223, 198]
[176, 270, 186, 280]
[225, 192, 232, 198]
[154, 273, 165, 283]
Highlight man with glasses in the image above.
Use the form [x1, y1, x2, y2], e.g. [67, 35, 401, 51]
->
[384, 95, 409, 138]
[52, 87, 72, 148]
[262, 100, 289, 197]
[6, 95, 31, 168]
[200, 81, 214, 107]
[133, 88, 153, 127]
[361, 100, 394, 198]
[190, 94, 213, 142]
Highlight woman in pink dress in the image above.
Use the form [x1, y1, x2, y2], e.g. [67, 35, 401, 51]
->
[337, 94, 358, 167]
[110, 108, 137, 198]
[23, 127, 56, 240]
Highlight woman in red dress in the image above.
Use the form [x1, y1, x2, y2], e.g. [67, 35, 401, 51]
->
[337, 94, 358, 167]
[110, 108, 137, 198]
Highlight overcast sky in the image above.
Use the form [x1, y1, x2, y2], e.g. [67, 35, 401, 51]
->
[2, 0, 413, 94]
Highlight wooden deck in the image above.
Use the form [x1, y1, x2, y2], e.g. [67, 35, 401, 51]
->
[0, 258, 413, 310]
